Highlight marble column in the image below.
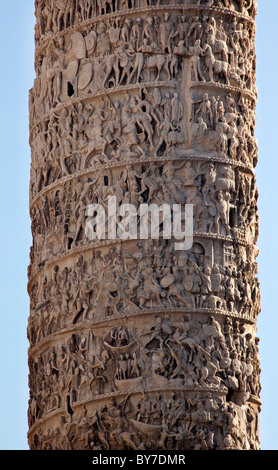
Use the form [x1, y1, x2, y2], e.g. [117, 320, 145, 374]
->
[28, 0, 261, 450]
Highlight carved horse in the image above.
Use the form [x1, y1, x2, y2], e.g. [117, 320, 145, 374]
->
[144, 54, 171, 82]
[202, 44, 230, 85]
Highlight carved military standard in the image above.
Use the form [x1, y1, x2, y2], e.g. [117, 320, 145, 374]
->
[28, 0, 261, 450]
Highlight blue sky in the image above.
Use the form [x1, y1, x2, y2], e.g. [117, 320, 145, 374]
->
[255, 1, 278, 451]
[0, 1, 276, 450]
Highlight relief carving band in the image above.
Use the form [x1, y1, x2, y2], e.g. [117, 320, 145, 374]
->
[28, 0, 261, 450]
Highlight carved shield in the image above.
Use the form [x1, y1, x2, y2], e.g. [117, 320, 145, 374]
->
[153, 87, 162, 106]
[232, 358, 241, 373]
[203, 324, 218, 337]
[85, 31, 97, 54]
[78, 63, 93, 90]
[227, 376, 239, 390]
[71, 32, 87, 60]
[161, 322, 173, 335]
[160, 273, 174, 288]
[64, 60, 79, 80]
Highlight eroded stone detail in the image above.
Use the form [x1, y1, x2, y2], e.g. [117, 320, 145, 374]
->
[28, 0, 261, 450]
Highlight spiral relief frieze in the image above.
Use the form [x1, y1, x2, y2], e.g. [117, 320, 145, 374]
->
[28, 0, 261, 450]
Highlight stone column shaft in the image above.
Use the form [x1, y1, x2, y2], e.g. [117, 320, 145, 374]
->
[28, 0, 261, 450]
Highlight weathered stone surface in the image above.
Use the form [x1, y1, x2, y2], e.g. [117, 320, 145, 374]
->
[28, 0, 261, 450]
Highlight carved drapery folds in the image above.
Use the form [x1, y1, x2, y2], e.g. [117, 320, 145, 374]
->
[28, 0, 261, 450]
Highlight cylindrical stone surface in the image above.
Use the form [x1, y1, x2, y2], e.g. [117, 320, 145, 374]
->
[28, 0, 261, 450]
